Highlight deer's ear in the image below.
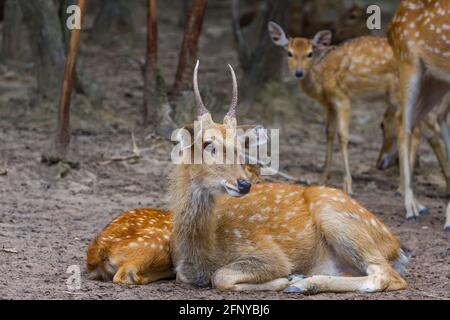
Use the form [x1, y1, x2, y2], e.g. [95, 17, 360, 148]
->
[268, 21, 289, 47]
[312, 30, 332, 50]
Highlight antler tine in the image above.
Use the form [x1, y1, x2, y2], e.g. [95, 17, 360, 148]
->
[193, 60, 209, 116]
[226, 64, 238, 118]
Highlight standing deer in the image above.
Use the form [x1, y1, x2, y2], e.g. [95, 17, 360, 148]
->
[388, 0, 450, 228]
[268, 22, 399, 194]
[170, 60, 407, 294]
[377, 93, 450, 198]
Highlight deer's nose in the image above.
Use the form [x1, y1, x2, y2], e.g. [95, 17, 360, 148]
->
[295, 70, 304, 78]
[237, 179, 251, 194]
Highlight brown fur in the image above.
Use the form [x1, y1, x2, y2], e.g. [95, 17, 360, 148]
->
[85, 165, 261, 285]
[86, 209, 174, 284]
[388, 0, 450, 227]
[170, 103, 406, 293]
[269, 22, 399, 194]
[378, 95, 450, 196]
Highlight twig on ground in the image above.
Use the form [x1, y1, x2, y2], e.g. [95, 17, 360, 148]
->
[2, 248, 18, 253]
[247, 155, 310, 184]
[98, 132, 142, 166]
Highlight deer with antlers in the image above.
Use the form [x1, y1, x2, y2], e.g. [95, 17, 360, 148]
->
[387, 0, 450, 228]
[86, 164, 262, 285]
[268, 22, 400, 195]
[168, 60, 407, 294]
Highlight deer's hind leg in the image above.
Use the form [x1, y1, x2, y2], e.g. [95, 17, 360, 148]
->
[285, 195, 406, 294]
[111, 248, 174, 285]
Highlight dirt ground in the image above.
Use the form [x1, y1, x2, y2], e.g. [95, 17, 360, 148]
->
[0, 2, 449, 300]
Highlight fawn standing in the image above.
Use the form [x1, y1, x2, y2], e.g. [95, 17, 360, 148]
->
[388, 0, 450, 228]
[269, 22, 399, 195]
[170, 60, 407, 294]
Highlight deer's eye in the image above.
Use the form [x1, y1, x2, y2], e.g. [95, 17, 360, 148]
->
[307, 52, 313, 58]
[287, 51, 293, 58]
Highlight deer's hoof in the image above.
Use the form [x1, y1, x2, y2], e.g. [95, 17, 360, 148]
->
[284, 285, 306, 293]
[284, 282, 317, 294]
[444, 225, 450, 232]
[406, 215, 420, 221]
[419, 208, 431, 216]
[394, 191, 402, 198]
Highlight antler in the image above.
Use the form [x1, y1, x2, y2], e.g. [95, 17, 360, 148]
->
[193, 60, 209, 116]
[226, 64, 238, 118]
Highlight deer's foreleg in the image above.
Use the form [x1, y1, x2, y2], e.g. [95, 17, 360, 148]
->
[335, 98, 353, 194]
[211, 256, 292, 292]
[423, 116, 450, 198]
[322, 107, 336, 184]
[397, 62, 422, 219]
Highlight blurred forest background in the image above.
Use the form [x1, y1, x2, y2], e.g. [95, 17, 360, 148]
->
[0, 0, 400, 162]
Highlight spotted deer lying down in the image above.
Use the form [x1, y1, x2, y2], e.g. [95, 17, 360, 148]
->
[86, 165, 260, 284]
[170, 61, 408, 294]
[86, 209, 174, 284]
[86, 62, 409, 294]
[268, 22, 400, 195]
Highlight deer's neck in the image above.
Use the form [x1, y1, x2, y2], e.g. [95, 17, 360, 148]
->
[170, 166, 218, 285]
[300, 47, 336, 102]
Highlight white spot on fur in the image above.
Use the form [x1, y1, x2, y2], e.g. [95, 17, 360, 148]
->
[285, 211, 295, 220]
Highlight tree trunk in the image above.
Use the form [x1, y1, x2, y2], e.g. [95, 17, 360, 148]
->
[142, 0, 176, 137]
[1, 0, 24, 63]
[58, 0, 104, 108]
[143, 0, 158, 126]
[172, 0, 207, 93]
[53, 0, 86, 160]
[232, 0, 288, 112]
[19, 0, 66, 100]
